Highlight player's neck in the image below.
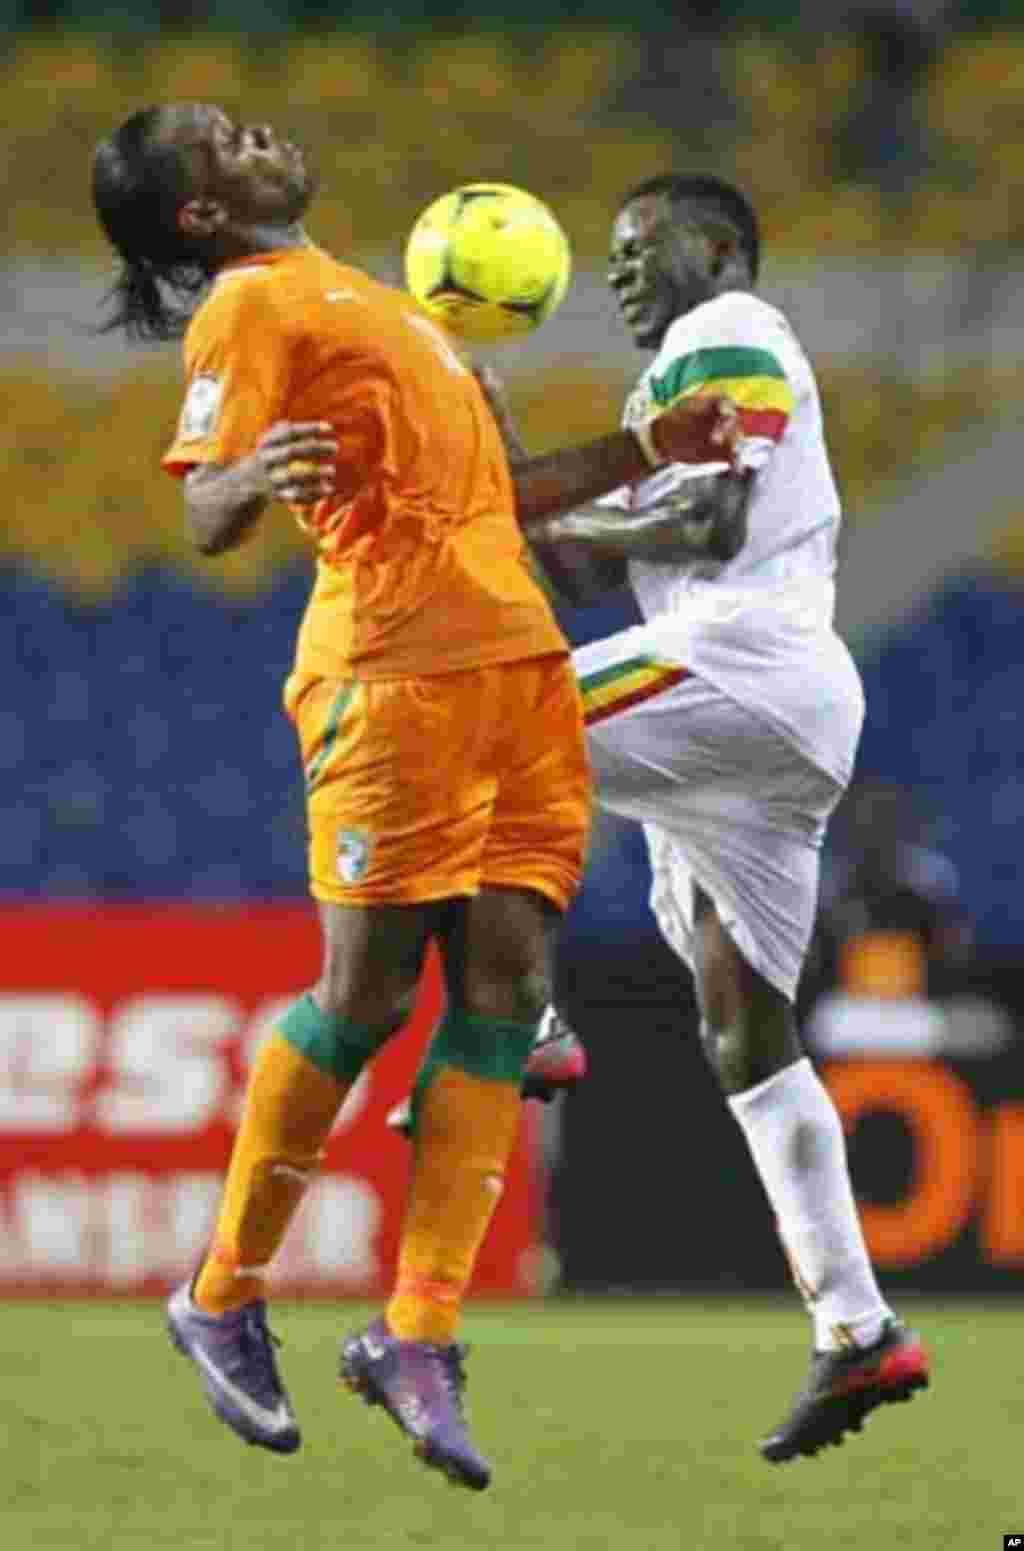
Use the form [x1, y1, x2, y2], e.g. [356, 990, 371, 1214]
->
[656, 279, 753, 339]
[708, 276, 753, 302]
[213, 223, 312, 268]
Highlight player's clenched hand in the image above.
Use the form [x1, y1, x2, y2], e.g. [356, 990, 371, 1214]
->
[255, 421, 338, 506]
[645, 394, 741, 468]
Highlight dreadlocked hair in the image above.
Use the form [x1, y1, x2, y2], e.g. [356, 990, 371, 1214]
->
[92, 108, 212, 342]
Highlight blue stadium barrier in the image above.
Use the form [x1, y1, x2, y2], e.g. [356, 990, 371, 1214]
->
[4, 565, 1024, 945]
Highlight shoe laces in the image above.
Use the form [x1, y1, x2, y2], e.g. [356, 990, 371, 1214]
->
[434, 1343, 470, 1419]
[234, 1307, 285, 1394]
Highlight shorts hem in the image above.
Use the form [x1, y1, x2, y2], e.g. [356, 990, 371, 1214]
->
[479, 872, 576, 914]
[310, 878, 479, 907]
[309, 873, 577, 912]
[650, 853, 801, 1006]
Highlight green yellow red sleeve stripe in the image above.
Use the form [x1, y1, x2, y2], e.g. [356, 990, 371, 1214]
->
[579, 655, 690, 726]
[651, 346, 795, 443]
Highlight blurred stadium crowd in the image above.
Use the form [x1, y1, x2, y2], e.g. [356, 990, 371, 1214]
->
[4, 0, 1024, 957]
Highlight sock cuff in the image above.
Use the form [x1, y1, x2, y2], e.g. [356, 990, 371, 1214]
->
[727, 1055, 816, 1119]
[278, 992, 388, 1084]
[434, 1006, 537, 1085]
[418, 1005, 539, 1091]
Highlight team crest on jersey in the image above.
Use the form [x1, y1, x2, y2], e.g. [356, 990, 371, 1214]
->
[623, 382, 654, 428]
[337, 827, 373, 884]
[179, 374, 223, 441]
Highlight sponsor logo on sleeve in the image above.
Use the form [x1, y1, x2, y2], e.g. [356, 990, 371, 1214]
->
[179, 375, 223, 441]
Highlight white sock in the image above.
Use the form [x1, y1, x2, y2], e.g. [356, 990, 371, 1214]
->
[728, 1057, 892, 1351]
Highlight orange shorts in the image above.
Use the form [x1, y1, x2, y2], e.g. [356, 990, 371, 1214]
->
[284, 655, 591, 910]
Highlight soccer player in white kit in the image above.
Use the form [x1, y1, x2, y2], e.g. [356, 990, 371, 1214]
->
[516, 175, 931, 1461]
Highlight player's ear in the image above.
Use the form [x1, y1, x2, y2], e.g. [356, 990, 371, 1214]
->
[710, 231, 745, 285]
[178, 199, 228, 238]
[708, 233, 731, 278]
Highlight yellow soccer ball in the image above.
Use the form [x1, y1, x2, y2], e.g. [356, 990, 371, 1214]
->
[404, 183, 572, 343]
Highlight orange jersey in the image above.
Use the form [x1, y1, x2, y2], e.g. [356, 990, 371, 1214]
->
[163, 245, 566, 679]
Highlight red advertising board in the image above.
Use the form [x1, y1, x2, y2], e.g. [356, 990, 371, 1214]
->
[0, 906, 541, 1297]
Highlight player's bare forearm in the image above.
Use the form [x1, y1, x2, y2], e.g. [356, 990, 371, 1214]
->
[183, 420, 338, 556]
[184, 459, 270, 555]
[510, 395, 739, 526]
[511, 431, 653, 525]
[472, 364, 528, 463]
[527, 472, 751, 566]
[679, 472, 750, 564]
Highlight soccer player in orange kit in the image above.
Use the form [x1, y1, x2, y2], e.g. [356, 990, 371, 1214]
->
[92, 103, 737, 1489]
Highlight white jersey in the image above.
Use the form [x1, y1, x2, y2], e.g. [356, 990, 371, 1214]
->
[600, 289, 863, 785]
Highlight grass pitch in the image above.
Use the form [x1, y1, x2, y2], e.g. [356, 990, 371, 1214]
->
[0, 1297, 1014, 1551]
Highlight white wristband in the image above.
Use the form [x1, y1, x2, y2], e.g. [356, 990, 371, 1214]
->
[632, 418, 666, 470]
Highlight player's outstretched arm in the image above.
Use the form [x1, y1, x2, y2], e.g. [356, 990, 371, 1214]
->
[184, 421, 337, 555]
[508, 395, 739, 527]
[530, 472, 752, 568]
[472, 364, 528, 463]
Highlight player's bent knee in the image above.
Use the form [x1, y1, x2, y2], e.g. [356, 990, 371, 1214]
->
[510, 966, 551, 1027]
[461, 964, 550, 1029]
[314, 955, 423, 1030]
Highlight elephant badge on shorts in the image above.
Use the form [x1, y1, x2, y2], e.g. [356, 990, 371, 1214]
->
[336, 827, 373, 884]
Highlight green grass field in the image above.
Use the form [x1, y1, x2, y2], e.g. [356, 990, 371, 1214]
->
[0, 1298, 1015, 1551]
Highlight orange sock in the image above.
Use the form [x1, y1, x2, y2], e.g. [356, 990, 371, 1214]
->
[386, 1065, 522, 1344]
[194, 1032, 350, 1314]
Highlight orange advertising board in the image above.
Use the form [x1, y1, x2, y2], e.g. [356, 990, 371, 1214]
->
[825, 1058, 1024, 1269]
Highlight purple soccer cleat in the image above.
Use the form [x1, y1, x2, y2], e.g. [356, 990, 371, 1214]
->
[166, 1282, 300, 1454]
[340, 1318, 492, 1490]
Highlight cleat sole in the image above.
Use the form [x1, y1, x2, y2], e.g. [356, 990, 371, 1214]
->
[340, 1331, 491, 1492]
[342, 1359, 490, 1491]
[414, 1437, 490, 1492]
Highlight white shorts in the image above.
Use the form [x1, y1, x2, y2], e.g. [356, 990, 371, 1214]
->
[575, 642, 847, 1002]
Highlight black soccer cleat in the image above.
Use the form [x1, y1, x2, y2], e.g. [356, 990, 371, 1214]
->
[760, 1319, 930, 1463]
